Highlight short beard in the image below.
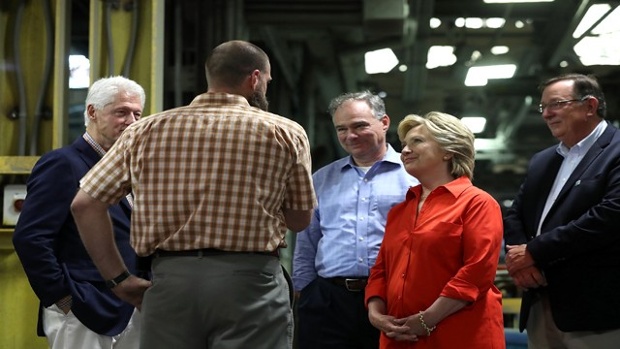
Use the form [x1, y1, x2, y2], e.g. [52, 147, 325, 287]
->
[249, 90, 269, 111]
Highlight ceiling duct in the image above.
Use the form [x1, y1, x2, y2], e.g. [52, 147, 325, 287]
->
[363, 0, 409, 37]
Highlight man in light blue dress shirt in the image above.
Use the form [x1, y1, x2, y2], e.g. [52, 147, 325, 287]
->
[293, 91, 418, 349]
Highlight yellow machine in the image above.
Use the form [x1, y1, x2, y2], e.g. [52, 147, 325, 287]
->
[0, 1, 164, 347]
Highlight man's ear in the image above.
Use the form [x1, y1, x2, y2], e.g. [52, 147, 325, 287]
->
[249, 69, 261, 90]
[587, 96, 600, 116]
[381, 114, 390, 132]
[86, 104, 97, 120]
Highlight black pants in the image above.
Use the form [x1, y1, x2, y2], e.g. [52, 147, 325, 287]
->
[295, 277, 380, 349]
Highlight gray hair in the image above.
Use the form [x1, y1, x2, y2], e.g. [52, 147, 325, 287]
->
[398, 111, 475, 179]
[327, 90, 386, 120]
[83, 75, 146, 127]
[539, 73, 607, 118]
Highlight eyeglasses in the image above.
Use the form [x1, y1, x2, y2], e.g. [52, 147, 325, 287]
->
[538, 96, 588, 113]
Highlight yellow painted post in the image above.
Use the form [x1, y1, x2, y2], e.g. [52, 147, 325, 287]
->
[1, 1, 165, 348]
[0, 0, 70, 348]
[52, 0, 70, 149]
[89, 0, 165, 116]
[0, 156, 45, 348]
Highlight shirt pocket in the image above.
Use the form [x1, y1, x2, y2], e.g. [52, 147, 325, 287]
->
[373, 195, 404, 220]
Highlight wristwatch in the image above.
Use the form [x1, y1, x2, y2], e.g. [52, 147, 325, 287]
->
[105, 270, 131, 288]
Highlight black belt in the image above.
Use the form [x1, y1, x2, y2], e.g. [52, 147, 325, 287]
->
[152, 248, 279, 259]
[326, 277, 368, 292]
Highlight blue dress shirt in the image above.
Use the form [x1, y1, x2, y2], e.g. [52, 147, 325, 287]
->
[292, 144, 418, 291]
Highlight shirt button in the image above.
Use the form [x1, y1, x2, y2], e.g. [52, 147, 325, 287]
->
[359, 217, 364, 221]
[358, 257, 363, 262]
[359, 237, 364, 241]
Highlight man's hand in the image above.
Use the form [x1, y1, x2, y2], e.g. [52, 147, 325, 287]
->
[111, 275, 152, 310]
[509, 266, 547, 289]
[505, 244, 535, 274]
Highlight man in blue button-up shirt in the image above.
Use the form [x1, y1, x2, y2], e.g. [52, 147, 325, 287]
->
[293, 91, 417, 349]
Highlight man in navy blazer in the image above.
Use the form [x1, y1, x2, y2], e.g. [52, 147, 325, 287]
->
[504, 73, 620, 348]
[13, 76, 147, 349]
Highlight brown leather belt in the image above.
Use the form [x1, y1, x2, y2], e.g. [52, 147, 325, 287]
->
[153, 248, 279, 259]
[327, 277, 368, 292]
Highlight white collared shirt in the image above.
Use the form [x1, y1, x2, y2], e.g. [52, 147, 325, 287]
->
[537, 120, 607, 235]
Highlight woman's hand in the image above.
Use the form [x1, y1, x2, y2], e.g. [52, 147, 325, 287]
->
[368, 298, 418, 342]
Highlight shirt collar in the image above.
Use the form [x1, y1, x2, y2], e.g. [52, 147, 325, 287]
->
[556, 120, 607, 157]
[406, 175, 472, 201]
[342, 143, 401, 170]
[82, 132, 106, 157]
[190, 92, 251, 108]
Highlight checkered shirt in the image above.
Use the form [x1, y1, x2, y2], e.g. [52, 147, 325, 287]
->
[80, 92, 316, 256]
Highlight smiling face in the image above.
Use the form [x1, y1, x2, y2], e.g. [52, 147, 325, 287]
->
[86, 91, 143, 151]
[540, 79, 596, 148]
[332, 99, 389, 166]
[400, 124, 450, 181]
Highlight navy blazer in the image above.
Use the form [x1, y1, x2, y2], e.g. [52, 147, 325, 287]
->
[504, 122, 620, 332]
[13, 137, 142, 336]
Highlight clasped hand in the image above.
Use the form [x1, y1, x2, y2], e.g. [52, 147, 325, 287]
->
[505, 244, 547, 289]
[369, 311, 434, 342]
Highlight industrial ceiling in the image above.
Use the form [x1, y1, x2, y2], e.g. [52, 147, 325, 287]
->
[71, 0, 620, 199]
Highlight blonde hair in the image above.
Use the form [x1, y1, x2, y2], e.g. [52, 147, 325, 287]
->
[397, 111, 475, 179]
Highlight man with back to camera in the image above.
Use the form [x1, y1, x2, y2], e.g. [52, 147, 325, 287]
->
[504, 73, 620, 348]
[293, 91, 418, 349]
[12, 76, 146, 349]
[70, 40, 317, 349]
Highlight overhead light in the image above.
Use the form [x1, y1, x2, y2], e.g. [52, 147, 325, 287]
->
[426, 46, 457, 69]
[69, 55, 90, 89]
[491, 45, 510, 55]
[464, 64, 517, 86]
[574, 35, 620, 66]
[573, 5, 620, 66]
[430, 17, 441, 29]
[485, 18, 506, 29]
[484, 0, 554, 3]
[364, 48, 399, 74]
[461, 116, 487, 134]
[465, 17, 484, 29]
[572, 4, 612, 38]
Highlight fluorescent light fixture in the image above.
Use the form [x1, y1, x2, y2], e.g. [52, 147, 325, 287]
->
[461, 116, 487, 134]
[465, 64, 517, 87]
[491, 45, 509, 55]
[574, 34, 620, 66]
[484, 0, 554, 3]
[426, 46, 457, 69]
[364, 48, 399, 74]
[572, 4, 611, 38]
[591, 5, 620, 36]
[485, 18, 506, 29]
[69, 55, 90, 89]
[573, 5, 620, 66]
[465, 17, 484, 29]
